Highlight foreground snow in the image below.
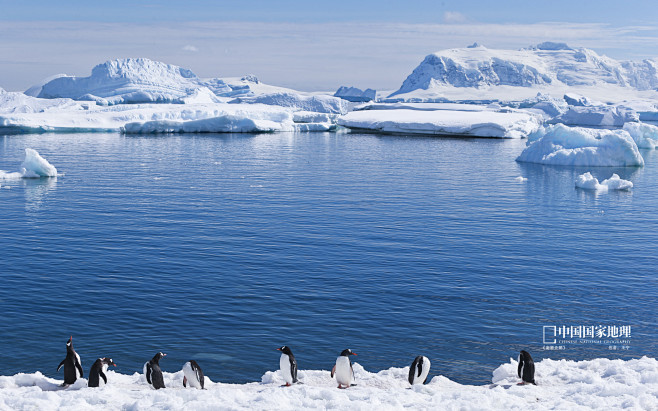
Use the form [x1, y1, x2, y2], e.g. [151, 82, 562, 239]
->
[0, 357, 655, 410]
[338, 106, 541, 138]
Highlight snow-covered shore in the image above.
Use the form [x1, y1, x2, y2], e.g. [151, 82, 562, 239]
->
[0, 357, 656, 410]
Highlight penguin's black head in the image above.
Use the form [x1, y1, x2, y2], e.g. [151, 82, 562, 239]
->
[277, 346, 293, 355]
[152, 352, 166, 363]
[102, 358, 117, 367]
[340, 349, 357, 357]
[520, 350, 532, 361]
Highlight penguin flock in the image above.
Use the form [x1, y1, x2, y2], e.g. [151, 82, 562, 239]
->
[57, 336, 538, 389]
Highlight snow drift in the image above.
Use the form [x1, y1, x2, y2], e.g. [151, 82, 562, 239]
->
[0, 357, 655, 410]
[516, 124, 645, 167]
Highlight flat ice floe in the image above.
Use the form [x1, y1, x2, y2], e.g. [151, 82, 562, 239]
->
[337, 107, 541, 138]
[517, 124, 645, 167]
[575, 172, 633, 191]
[0, 357, 655, 410]
[0, 148, 57, 179]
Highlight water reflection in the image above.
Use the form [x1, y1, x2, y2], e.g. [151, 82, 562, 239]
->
[23, 176, 57, 212]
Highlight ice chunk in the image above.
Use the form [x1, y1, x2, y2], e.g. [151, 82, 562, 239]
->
[549, 105, 639, 127]
[334, 86, 377, 102]
[517, 124, 644, 167]
[338, 108, 541, 138]
[0, 148, 57, 179]
[564, 93, 592, 106]
[623, 122, 658, 149]
[576, 172, 633, 191]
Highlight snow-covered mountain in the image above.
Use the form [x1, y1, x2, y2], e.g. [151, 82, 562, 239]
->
[26, 58, 347, 114]
[389, 43, 658, 102]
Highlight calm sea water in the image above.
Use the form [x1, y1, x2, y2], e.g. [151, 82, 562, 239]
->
[0, 132, 656, 385]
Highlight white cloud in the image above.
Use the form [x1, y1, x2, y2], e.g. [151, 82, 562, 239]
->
[443, 11, 467, 24]
[182, 45, 199, 52]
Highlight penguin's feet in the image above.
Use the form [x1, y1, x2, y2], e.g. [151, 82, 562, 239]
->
[281, 383, 291, 387]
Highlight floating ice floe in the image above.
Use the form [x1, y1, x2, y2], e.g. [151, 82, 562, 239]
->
[622, 122, 658, 149]
[0, 357, 655, 410]
[576, 172, 633, 191]
[338, 108, 541, 138]
[0, 148, 57, 179]
[516, 124, 644, 167]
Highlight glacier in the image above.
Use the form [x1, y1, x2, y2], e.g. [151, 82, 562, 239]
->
[0, 357, 655, 410]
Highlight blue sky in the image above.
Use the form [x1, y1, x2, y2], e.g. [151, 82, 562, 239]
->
[2, 1, 658, 91]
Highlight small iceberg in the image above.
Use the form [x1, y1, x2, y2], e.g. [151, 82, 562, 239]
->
[575, 172, 633, 191]
[0, 148, 57, 179]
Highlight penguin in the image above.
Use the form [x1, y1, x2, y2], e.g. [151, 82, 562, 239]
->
[88, 357, 116, 387]
[331, 348, 356, 389]
[182, 360, 205, 389]
[144, 352, 166, 389]
[276, 346, 298, 386]
[518, 350, 537, 385]
[56, 336, 83, 385]
[408, 355, 431, 385]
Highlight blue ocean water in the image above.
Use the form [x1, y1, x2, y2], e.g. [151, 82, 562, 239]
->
[0, 132, 656, 385]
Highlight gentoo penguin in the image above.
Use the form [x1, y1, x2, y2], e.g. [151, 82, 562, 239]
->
[408, 355, 431, 385]
[331, 348, 356, 389]
[56, 336, 83, 385]
[88, 357, 116, 387]
[518, 350, 537, 385]
[144, 352, 166, 389]
[182, 360, 205, 389]
[277, 346, 298, 386]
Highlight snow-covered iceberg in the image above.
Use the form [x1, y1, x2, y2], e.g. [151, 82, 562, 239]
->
[338, 106, 541, 138]
[516, 124, 644, 167]
[0, 148, 57, 179]
[0, 357, 655, 410]
[623, 122, 658, 149]
[229, 91, 348, 115]
[575, 172, 633, 191]
[548, 105, 639, 127]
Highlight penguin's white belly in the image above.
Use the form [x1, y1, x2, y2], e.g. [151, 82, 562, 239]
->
[411, 357, 430, 385]
[183, 362, 203, 389]
[143, 362, 149, 383]
[335, 357, 353, 386]
[75, 353, 82, 379]
[279, 354, 293, 384]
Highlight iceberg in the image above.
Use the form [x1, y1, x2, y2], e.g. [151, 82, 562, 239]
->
[338, 107, 541, 138]
[0, 357, 655, 410]
[229, 91, 348, 115]
[623, 122, 658, 149]
[516, 124, 644, 167]
[548, 105, 639, 127]
[334, 86, 377, 102]
[0, 148, 57, 179]
[575, 172, 633, 191]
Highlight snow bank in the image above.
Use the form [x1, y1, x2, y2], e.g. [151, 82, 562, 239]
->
[0, 357, 655, 410]
[516, 124, 644, 166]
[576, 172, 633, 191]
[623, 122, 658, 149]
[338, 108, 541, 138]
[334, 86, 376, 102]
[0, 148, 57, 179]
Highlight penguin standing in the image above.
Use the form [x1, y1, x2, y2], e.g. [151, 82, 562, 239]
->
[276, 346, 298, 386]
[144, 352, 166, 389]
[57, 336, 83, 385]
[182, 360, 205, 389]
[518, 350, 537, 385]
[88, 357, 116, 387]
[408, 355, 431, 385]
[331, 349, 356, 389]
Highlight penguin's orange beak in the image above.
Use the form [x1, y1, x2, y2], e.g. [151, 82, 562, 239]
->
[353, 353, 358, 356]
[277, 348, 281, 351]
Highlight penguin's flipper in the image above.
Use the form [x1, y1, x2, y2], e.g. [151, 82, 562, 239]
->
[331, 365, 336, 378]
[291, 358, 298, 383]
[57, 359, 65, 372]
[145, 365, 152, 385]
[100, 370, 107, 385]
[423, 377, 428, 385]
[183, 376, 187, 387]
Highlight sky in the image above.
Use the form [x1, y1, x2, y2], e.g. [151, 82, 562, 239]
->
[2, 0, 658, 92]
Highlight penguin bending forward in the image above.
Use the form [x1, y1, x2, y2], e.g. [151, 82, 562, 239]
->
[277, 346, 298, 386]
[331, 349, 357, 389]
[57, 336, 83, 385]
[182, 360, 205, 389]
[408, 355, 431, 385]
[518, 350, 537, 385]
[144, 352, 166, 389]
[88, 357, 116, 387]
